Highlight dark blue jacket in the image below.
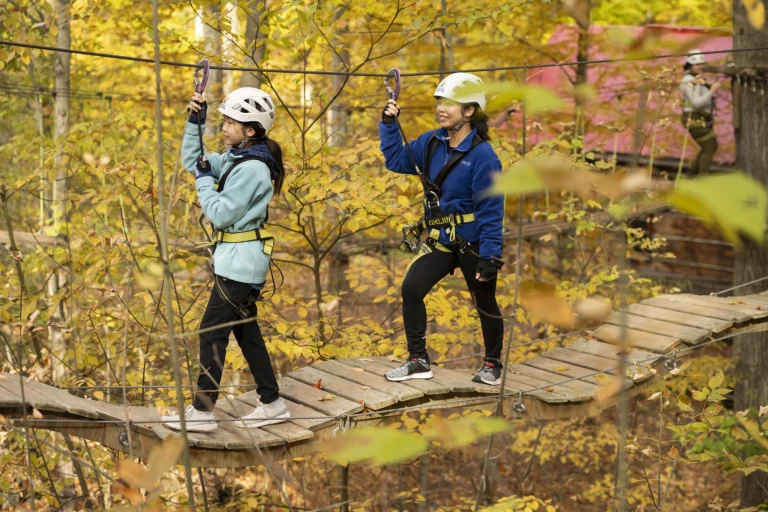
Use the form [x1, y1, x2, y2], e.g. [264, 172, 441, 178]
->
[379, 122, 504, 259]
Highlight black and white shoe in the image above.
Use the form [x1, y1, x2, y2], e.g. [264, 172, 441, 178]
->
[472, 362, 502, 386]
[385, 357, 433, 381]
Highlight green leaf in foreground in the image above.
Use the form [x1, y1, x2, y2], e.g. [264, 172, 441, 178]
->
[321, 427, 428, 465]
[456, 81, 563, 114]
[668, 173, 767, 246]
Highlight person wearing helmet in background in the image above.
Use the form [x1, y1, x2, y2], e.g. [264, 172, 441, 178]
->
[681, 49, 721, 175]
[379, 72, 505, 386]
[161, 87, 290, 432]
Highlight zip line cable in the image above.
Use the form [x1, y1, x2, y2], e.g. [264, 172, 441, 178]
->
[2, 39, 768, 78]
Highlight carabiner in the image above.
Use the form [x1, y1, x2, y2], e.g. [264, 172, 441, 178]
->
[385, 68, 401, 101]
[194, 58, 210, 95]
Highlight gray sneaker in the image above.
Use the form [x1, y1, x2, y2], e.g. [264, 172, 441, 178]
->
[472, 362, 502, 386]
[385, 358, 433, 381]
[235, 398, 291, 428]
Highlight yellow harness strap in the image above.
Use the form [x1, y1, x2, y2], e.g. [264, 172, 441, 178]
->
[214, 229, 275, 255]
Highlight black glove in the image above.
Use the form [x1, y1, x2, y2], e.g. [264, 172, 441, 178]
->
[187, 99, 207, 124]
[382, 103, 399, 124]
[476, 258, 504, 281]
[195, 156, 212, 178]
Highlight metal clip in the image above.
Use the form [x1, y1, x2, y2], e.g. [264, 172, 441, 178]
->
[664, 350, 678, 371]
[400, 225, 421, 253]
[511, 391, 527, 414]
[332, 415, 351, 437]
[119, 420, 132, 447]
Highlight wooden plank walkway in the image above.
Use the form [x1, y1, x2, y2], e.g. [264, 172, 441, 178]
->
[0, 290, 762, 468]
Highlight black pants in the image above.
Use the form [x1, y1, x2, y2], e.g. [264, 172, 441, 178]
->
[192, 276, 280, 411]
[401, 243, 504, 362]
[683, 112, 718, 175]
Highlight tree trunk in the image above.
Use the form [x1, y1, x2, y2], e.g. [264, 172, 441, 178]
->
[50, 0, 70, 383]
[573, 0, 591, 138]
[240, 0, 267, 88]
[203, 2, 222, 137]
[732, 0, 768, 506]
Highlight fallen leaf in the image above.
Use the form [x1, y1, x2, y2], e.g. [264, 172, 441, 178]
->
[667, 445, 679, 458]
[729, 301, 747, 305]
[111, 482, 144, 505]
[742, 0, 766, 29]
[352, 368, 365, 372]
[669, 368, 681, 376]
[117, 437, 184, 489]
[543, 386, 554, 392]
[519, 280, 575, 328]
[626, 444, 638, 451]
[318, 394, 336, 401]
[641, 448, 653, 457]
[116, 460, 153, 489]
[361, 386, 370, 390]
[32, 408, 43, 419]
[386, 355, 401, 363]
[312, 379, 323, 390]
[0, 414, 7, 426]
[555, 366, 569, 372]
[573, 297, 613, 322]
[647, 391, 662, 401]
[759, 405, 768, 417]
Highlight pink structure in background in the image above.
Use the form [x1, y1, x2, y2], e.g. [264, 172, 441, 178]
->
[513, 24, 734, 164]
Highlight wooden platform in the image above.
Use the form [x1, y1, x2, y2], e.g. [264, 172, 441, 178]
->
[1, 291, 765, 468]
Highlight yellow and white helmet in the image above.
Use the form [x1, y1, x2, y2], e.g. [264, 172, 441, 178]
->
[434, 72, 486, 111]
[218, 87, 276, 130]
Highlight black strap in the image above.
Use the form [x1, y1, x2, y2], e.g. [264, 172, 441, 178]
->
[424, 134, 484, 196]
[217, 156, 266, 192]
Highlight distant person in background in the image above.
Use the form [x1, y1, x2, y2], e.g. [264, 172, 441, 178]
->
[681, 49, 721, 175]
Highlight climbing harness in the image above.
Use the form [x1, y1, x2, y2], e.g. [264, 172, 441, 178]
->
[385, 68, 484, 257]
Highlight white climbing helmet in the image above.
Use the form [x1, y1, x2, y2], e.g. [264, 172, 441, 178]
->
[686, 49, 706, 66]
[434, 72, 487, 111]
[218, 87, 276, 130]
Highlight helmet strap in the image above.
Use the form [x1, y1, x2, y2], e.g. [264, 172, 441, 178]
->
[451, 105, 472, 131]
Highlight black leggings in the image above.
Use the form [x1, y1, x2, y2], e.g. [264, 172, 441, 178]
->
[401, 243, 504, 362]
[192, 276, 280, 411]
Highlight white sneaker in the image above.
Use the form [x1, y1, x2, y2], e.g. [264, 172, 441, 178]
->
[235, 398, 291, 428]
[161, 404, 217, 432]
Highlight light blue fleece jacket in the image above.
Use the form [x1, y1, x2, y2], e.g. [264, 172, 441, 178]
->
[181, 121, 274, 284]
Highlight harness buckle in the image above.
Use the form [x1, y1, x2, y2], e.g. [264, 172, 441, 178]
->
[400, 224, 423, 253]
[424, 190, 441, 214]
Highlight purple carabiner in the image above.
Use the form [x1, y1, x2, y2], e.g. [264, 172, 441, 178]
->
[194, 58, 210, 95]
[385, 68, 401, 101]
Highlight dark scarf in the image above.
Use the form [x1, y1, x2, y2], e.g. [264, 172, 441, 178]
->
[232, 142, 280, 182]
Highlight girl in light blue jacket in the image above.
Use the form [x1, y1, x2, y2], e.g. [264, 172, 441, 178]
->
[162, 87, 290, 432]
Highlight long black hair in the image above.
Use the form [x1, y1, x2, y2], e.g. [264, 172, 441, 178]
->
[468, 105, 491, 141]
[243, 122, 286, 195]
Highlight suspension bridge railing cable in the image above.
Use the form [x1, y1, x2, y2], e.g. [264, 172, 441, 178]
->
[2, 39, 768, 78]
[5, 320, 766, 429]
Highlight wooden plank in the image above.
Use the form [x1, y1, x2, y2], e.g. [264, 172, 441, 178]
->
[606, 313, 711, 345]
[740, 294, 768, 305]
[235, 391, 334, 431]
[542, 347, 627, 375]
[338, 358, 450, 395]
[215, 399, 309, 445]
[432, 365, 506, 394]
[641, 296, 746, 322]
[522, 356, 601, 384]
[277, 376, 363, 417]
[447, 368, 519, 395]
[568, 339, 663, 366]
[499, 368, 570, 404]
[0, 378, 100, 419]
[623, 303, 732, 333]
[314, 361, 424, 402]
[665, 294, 768, 319]
[367, 357, 477, 393]
[288, 366, 398, 410]
[591, 324, 681, 353]
[507, 364, 597, 401]
[127, 406, 215, 444]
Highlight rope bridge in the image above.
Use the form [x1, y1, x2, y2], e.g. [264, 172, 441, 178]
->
[1, 291, 767, 468]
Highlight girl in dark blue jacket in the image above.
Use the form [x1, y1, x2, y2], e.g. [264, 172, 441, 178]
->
[379, 72, 505, 386]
